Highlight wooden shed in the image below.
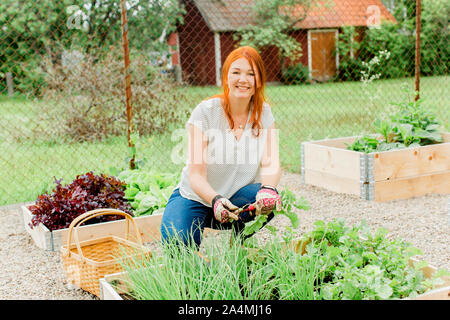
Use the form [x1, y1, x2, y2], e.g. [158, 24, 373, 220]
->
[171, 0, 397, 85]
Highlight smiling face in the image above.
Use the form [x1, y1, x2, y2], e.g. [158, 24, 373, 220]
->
[227, 57, 256, 100]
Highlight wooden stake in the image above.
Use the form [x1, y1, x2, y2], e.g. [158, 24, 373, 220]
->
[120, 0, 135, 170]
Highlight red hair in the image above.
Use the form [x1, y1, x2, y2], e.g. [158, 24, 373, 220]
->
[210, 46, 267, 136]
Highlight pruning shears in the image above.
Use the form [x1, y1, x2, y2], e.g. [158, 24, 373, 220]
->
[227, 202, 258, 247]
[230, 202, 257, 221]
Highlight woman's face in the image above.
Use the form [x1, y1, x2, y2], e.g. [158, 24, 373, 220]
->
[227, 57, 256, 100]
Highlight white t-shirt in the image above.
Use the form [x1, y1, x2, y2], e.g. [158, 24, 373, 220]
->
[176, 97, 275, 207]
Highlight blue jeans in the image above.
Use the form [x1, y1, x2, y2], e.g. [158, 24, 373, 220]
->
[160, 183, 274, 247]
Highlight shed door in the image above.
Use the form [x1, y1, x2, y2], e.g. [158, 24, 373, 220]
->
[309, 30, 337, 81]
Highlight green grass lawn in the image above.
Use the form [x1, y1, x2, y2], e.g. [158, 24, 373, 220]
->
[1, 75, 448, 205]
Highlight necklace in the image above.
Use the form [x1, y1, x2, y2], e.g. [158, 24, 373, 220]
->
[233, 114, 248, 130]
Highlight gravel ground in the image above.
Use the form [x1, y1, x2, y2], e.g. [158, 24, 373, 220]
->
[0, 170, 449, 300]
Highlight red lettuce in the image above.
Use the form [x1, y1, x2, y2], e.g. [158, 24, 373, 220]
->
[29, 172, 133, 231]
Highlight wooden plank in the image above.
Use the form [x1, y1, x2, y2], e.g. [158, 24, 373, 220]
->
[442, 132, 450, 143]
[410, 257, 450, 299]
[22, 205, 164, 251]
[409, 257, 450, 284]
[303, 141, 362, 180]
[21, 206, 52, 250]
[307, 136, 358, 149]
[134, 214, 163, 242]
[23, 205, 218, 251]
[373, 141, 450, 181]
[99, 278, 123, 300]
[414, 286, 450, 300]
[304, 169, 361, 196]
[374, 171, 450, 202]
[100, 271, 131, 300]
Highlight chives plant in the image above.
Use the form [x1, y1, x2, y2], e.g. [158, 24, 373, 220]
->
[115, 219, 449, 300]
[117, 230, 322, 300]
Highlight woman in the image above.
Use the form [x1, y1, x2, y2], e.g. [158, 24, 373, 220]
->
[161, 46, 281, 247]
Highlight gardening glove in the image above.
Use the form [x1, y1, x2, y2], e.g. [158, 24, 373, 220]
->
[212, 195, 239, 223]
[254, 185, 282, 216]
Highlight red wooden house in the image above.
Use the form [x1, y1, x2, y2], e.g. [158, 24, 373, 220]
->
[169, 0, 397, 85]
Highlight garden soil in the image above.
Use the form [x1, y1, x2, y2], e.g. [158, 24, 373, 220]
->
[0, 170, 449, 300]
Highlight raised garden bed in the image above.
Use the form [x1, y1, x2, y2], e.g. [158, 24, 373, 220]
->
[98, 242, 450, 301]
[21, 204, 218, 251]
[300, 133, 450, 202]
[96, 196, 450, 300]
[21, 204, 163, 251]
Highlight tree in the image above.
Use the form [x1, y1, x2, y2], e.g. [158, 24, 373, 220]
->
[127, 0, 185, 53]
[234, 0, 327, 66]
[0, 0, 185, 94]
[380, 0, 417, 23]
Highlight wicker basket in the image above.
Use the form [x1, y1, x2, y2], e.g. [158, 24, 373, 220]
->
[60, 208, 152, 297]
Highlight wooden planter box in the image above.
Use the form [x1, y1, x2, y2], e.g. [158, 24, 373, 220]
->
[98, 247, 450, 300]
[21, 205, 164, 251]
[22, 205, 218, 251]
[300, 133, 450, 202]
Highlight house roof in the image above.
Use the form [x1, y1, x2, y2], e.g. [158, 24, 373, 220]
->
[192, 0, 397, 32]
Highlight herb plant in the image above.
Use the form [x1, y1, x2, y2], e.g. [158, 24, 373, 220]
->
[114, 186, 449, 300]
[118, 231, 324, 300]
[117, 218, 449, 300]
[241, 187, 309, 237]
[299, 219, 449, 299]
[29, 172, 132, 231]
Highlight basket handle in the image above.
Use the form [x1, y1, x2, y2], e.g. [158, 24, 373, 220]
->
[64, 208, 142, 262]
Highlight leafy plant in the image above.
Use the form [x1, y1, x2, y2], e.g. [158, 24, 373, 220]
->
[346, 98, 444, 153]
[242, 187, 309, 237]
[389, 99, 443, 146]
[345, 135, 381, 153]
[280, 63, 309, 85]
[117, 169, 179, 216]
[29, 172, 132, 231]
[118, 218, 449, 300]
[300, 219, 450, 299]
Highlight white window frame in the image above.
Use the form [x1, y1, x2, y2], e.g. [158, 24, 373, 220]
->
[214, 32, 222, 86]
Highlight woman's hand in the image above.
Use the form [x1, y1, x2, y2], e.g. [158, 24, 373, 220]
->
[254, 186, 282, 216]
[212, 196, 239, 223]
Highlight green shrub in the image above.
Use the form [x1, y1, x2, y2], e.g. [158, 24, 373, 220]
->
[352, 0, 449, 80]
[280, 63, 309, 85]
[32, 46, 190, 143]
[420, 0, 449, 76]
[358, 24, 414, 80]
[336, 26, 364, 82]
[336, 58, 364, 82]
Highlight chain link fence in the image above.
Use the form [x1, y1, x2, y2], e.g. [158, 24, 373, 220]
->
[1, 0, 448, 206]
